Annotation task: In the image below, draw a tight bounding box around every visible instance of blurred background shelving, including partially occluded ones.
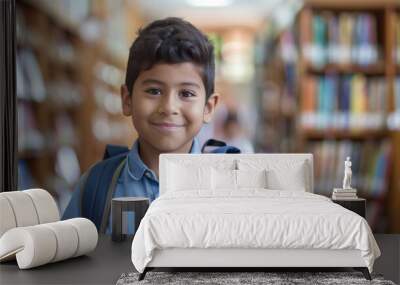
[255,0,400,233]
[295,0,400,233]
[16,0,140,212]
[16,0,400,233]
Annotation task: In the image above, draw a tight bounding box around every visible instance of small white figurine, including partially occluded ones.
[342,156,352,189]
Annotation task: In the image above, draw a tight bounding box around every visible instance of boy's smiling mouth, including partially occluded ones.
[150,121,185,132]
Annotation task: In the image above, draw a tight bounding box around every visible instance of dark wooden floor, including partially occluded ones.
[373,234,400,284]
[0,234,398,284]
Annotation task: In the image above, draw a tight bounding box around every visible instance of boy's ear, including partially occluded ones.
[121,84,132,116]
[203,92,220,123]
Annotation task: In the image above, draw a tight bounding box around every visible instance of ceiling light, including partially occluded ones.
[186,0,233,7]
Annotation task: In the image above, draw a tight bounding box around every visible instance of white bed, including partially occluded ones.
[131,154,380,280]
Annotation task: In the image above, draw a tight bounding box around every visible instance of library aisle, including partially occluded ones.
[16,0,400,233]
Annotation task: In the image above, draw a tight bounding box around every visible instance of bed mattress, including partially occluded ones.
[131,190,380,273]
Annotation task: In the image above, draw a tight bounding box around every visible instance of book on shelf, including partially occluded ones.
[396,14,400,65]
[388,76,400,130]
[17,49,46,102]
[305,11,379,67]
[370,142,391,197]
[301,74,386,130]
[18,101,46,152]
[396,77,400,112]
[337,13,353,65]
[309,14,326,67]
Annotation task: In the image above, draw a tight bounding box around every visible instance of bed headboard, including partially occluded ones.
[159,154,314,195]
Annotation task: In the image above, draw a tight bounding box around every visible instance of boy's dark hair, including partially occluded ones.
[125,17,215,100]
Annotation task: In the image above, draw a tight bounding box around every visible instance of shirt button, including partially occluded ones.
[145,172,151,178]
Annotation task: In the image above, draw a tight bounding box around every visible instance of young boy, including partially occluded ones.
[63,17,219,233]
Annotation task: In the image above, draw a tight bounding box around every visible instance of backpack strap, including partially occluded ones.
[81,152,128,231]
[99,157,127,233]
[201,138,241,154]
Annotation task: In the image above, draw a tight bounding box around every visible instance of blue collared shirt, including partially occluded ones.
[63,138,201,234]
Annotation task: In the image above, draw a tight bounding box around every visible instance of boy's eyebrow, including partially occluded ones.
[142,79,165,86]
[180,82,201,89]
[141,78,201,89]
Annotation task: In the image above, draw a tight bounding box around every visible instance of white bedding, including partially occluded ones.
[131,190,380,273]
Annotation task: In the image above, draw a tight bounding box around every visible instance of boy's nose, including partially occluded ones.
[157,92,179,115]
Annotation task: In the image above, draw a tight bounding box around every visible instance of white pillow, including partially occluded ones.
[167,162,212,191]
[266,167,306,191]
[238,159,308,191]
[212,168,237,190]
[236,169,267,189]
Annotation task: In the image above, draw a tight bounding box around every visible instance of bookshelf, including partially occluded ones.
[298,0,400,233]
[16,0,141,212]
[254,27,298,153]
[389,7,400,234]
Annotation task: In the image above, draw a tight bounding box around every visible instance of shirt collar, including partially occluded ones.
[127,137,201,180]
[189,137,201,154]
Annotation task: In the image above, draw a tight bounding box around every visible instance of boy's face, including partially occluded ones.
[121,62,219,153]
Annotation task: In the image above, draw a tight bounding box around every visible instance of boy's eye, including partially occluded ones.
[180,90,196,98]
[145,88,161,96]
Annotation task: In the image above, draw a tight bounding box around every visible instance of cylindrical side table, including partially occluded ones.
[111,197,149,242]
